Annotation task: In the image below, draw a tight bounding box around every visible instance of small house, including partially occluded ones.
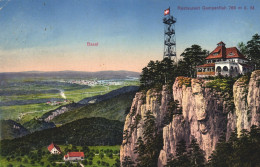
[47,143,62,154]
[64,152,84,161]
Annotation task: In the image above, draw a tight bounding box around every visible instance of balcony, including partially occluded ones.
[197,72,215,75]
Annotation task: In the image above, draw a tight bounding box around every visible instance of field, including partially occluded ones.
[0,78,139,124]
[0,145,120,167]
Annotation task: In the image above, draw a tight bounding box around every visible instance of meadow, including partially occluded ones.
[0,145,120,167]
[0,78,139,124]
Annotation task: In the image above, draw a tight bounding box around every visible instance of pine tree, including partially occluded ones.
[122,156,135,167]
[246,33,260,69]
[166,139,191,167]
[180,45,208,78]
[134,137,145,165]
[188,138,205,167]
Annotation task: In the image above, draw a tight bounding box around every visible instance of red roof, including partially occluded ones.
[67,152,84,157]
[197,63,215,67]
[47,143,62,153]
[206,42,247,60]
[225,47,247,59]
[217,41,226,45]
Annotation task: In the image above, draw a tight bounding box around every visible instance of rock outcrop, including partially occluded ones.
[120,70,260,166]
[0,120,29,140]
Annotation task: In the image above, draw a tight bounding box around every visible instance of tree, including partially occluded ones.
[207,126,260,167]
[140,58,176,91]
[246,33,260,69]
[122,156,135,167]
[112,158,120,167]
[133,111,163,167]
[180,45,208,78]
[166,139,191,167]
[188,139,205,167]
[99,152,104,160]
[134,137,145,165]
[237,42,248,55]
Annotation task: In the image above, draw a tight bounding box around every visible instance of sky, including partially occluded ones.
[0,0,259,72]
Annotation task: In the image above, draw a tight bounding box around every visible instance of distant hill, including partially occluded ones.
[0,70,140,80]
[0,117,124,156]
[41,86,139,125]
[0,120,29,140]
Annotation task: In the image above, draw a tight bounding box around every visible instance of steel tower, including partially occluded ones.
[163,8,177,61]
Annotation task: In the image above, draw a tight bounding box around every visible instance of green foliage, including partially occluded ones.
[134,111,163,167]
[99,152,104,160]
[122,156,135,167]
[247,34,260,69]
[0,117,123,156]
[180,45,208,78]
[166,139,205,167]
[205,76,237,112]
[52,91,136,124]
[140,44,207,92]
[208,126,260,167]
[163,100,182,125]
[140,58,175,91]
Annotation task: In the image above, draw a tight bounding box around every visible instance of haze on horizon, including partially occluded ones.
[0,0,259,73]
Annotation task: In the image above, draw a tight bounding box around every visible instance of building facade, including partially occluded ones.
[47,143,62,154]
[197,41,251,78]
[64,152,84,161]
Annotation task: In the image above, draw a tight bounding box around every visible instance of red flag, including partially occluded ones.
[164,8,170,15]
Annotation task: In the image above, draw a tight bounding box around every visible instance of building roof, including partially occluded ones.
[66,152,84,157]
[47,143,62,153]
[206,42,247,60]
[197,63,215,68]
[217,41,226,45]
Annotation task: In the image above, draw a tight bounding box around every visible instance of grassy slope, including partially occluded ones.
[1,117,124,156]
[52,91,136,124]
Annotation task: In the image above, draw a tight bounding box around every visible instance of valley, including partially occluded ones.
[0,71,139,167]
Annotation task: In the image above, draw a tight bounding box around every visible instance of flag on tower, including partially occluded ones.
[164,8,170,15]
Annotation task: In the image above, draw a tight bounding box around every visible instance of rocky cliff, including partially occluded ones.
[120,70,260,166]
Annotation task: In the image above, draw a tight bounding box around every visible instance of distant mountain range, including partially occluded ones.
[0,70,140,80]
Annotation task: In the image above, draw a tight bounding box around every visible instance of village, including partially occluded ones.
[61,80,123,87]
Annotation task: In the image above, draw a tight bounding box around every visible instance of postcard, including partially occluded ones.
[0,0,259,167]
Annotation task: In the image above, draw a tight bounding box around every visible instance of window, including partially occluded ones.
[213,52,219,56]
[229,52,234,56]
[216,66,221,72]
[223,66,228,71]
[235,67,238,72]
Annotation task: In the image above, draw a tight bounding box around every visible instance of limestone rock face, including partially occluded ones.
[159,77,228,166]
[120,86,172,164]
[120,70,260,167]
